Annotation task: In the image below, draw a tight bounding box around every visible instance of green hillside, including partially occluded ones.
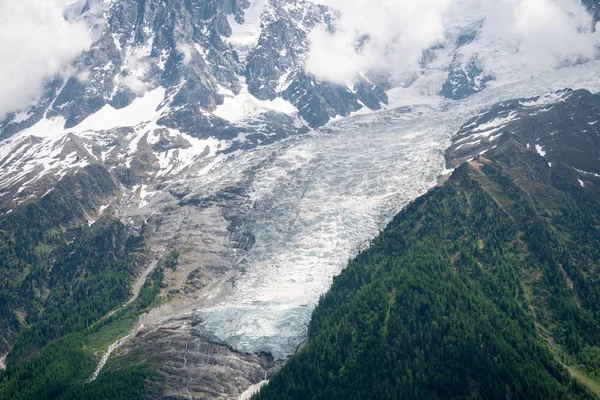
[0,165,163,399]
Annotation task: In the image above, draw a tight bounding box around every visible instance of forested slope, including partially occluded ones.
[0,165,166,399]
[256,136,600,399]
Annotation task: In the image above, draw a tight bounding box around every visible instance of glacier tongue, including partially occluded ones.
[192,105,458,359]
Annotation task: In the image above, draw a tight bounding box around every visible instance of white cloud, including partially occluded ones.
[481,0,597,74]
[307,0,449,86]
[0,0,91,120]
[306,0,599,86]
[121,45,153,95]
[177,42,194,66]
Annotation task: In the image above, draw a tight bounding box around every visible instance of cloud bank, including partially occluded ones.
[0,0,91,120]
[307,0,599,86]
[307,0,450,85]
[481,0,597,73]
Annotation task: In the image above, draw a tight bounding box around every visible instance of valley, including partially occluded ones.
[1,0,600,398]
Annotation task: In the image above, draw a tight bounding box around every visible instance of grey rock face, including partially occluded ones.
[242,0,387,127]
[282,73,361,128]
[354,79,389,111]
[244,0,334,101]
[280,73,389,128]
[441,55,493,100]
[437,20,493,101]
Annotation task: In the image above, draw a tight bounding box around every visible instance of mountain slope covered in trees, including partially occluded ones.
[0,164,169,399]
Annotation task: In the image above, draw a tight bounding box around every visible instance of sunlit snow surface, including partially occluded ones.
[191,60,600,359]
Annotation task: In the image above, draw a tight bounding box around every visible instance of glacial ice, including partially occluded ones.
[191,107,463,358]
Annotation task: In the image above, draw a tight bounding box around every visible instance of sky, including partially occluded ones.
[0,0,91,120]
[307,0,599,86]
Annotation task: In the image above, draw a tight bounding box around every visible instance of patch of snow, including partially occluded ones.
[13,110,32,124]
[76,88,166,132]
[154,128,223,178]
[217,85,235,96]
[574,168,600,178]
[214,85,297,122]
[226,0,267,61]
[519,91,570,108]
[139,184,153,199]
[454,112,518,147]
[471,112,518,133]
[177,42,194,65]
[156,49,169,70]
[16,117,67,139]
[455,139,481,150]
[488,132,504,141]
[535,144,546,157]
[578,179,585,187]
[276,71,292,92]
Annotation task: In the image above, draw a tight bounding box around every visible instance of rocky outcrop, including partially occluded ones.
[441,55,493,100]
[1,0,245,139]
[244,0,333,101]
[120,318,275,400]
[446,88,600,198]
